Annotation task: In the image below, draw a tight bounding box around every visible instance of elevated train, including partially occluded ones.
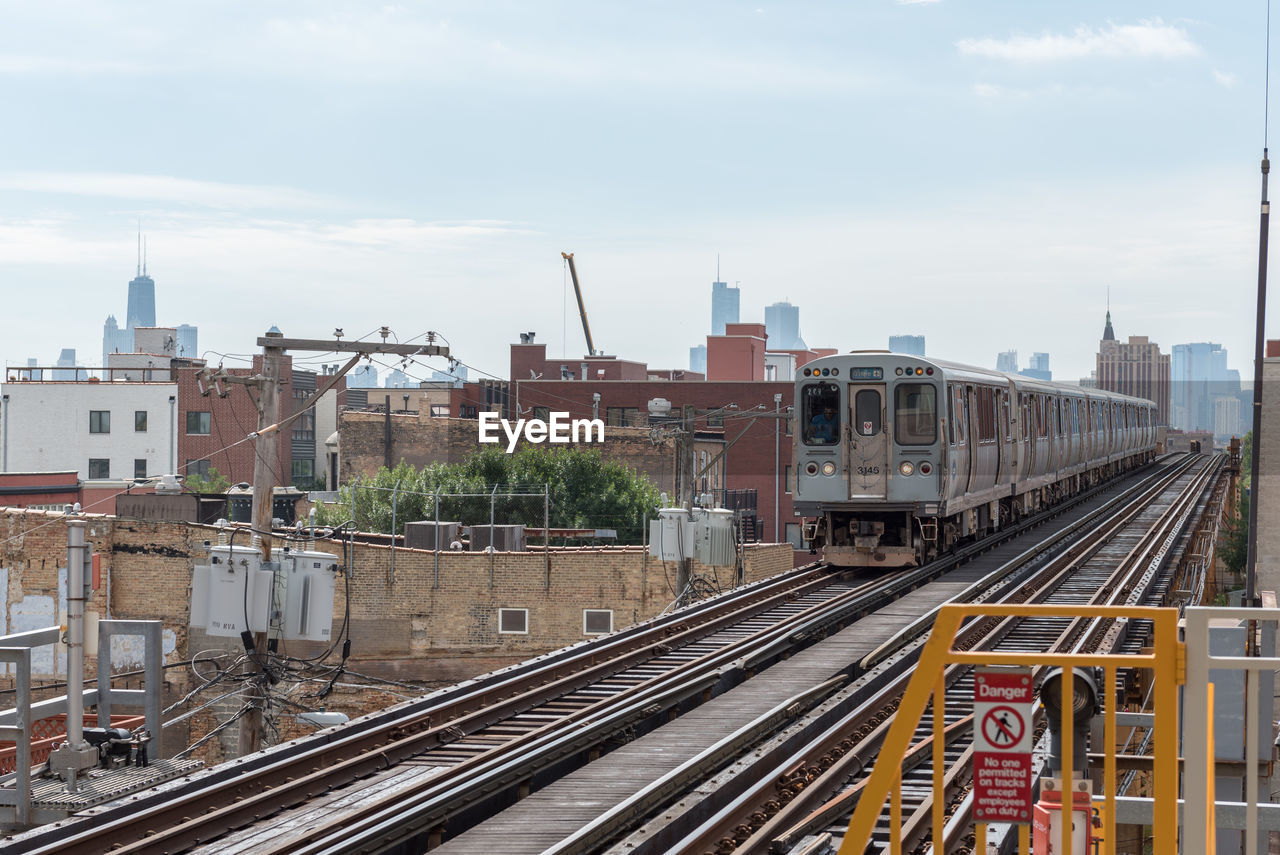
[794,352,1159,567]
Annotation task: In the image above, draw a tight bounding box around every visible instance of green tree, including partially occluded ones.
[1221,488,1248,580]
[316,447,661,544]
[184,466,232,494]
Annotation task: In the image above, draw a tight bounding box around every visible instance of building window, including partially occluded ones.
[785,411,794,436]
[533,406,551,421]
[292,459,314,484]
[88,459,110,479]
[460,405,478,419]
[785,523,804,550]
[430,404,449,417]
[784,465,792,493]
[134,459,147,479]
[583,609,613,635]
[186,411,211,435]
[707,413,725,427]
[134,410,148,432]
[498,608,528,635]
[291,410,315,444]
[606,407,640,428]
[89,411,110,434]
[186,459,211,478]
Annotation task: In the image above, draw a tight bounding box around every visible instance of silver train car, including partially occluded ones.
[794,352,1158,567]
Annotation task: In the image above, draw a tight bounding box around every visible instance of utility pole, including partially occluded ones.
[677,405,696,599]
[225,327,449,756]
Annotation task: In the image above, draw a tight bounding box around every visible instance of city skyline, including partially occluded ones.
[0,3,1270,385]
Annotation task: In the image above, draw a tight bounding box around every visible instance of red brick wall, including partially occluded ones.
[175,359,293,486]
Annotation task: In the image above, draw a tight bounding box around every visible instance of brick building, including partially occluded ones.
[1096,312,1171,425]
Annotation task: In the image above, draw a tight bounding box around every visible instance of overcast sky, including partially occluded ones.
[0,2,1271,385]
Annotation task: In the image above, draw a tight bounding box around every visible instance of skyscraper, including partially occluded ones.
[127,240,156,330]
[1097,313,1170,425]
[888,335,925,356]
[689,345,707,374]
[1020,352,1051,381]
[102,315,132,366]
[764,301,807,350]
[711,280,740,336]
[1172,342,1238,433]
[996,351,1019,373]
[176,324,199,359]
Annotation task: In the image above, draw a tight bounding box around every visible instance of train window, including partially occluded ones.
[953,387,967,443]
[1001,393,1010,439]
[947,392,955,444]
[802,383,841,446]
[974,387,995,443]
[895,384,936,445]
[855,389,882,436]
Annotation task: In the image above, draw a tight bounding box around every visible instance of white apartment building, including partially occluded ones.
[1,380,179,481]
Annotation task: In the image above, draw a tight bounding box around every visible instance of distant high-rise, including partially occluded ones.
[764,301,807,350]
[1097,313,1170,425]
[127,237,156,330]
[175,324,199,359]
[102,315,132,366]
[996,350,1019,373]
[347,364,379,388]
[1172,342,1238,433]
[53,348,85,381]
[888,335,925,357]
[1020,352,1051,381]
[711,279,740,336]
[689,345,707,374]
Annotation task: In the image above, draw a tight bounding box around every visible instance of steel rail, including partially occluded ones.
[622,456,1210,855]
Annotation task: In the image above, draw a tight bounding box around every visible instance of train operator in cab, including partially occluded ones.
[809,405,839,444]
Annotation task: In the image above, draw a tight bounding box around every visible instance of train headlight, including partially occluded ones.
[899,461,914,476]
[820,462,837,476]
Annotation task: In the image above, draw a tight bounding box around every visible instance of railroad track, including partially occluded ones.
[590,453,1219,855]
[4,455,1211,855]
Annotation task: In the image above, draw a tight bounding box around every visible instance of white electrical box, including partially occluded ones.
[695,508,737,567]
[280,550,339,642]
[649,508,693,561]
[190,545,272,637]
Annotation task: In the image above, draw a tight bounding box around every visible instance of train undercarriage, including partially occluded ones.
[807,455,1153,568]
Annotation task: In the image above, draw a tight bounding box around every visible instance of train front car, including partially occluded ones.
[794,353,943,567]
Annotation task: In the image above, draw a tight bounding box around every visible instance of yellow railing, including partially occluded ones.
[838,604,1184,855]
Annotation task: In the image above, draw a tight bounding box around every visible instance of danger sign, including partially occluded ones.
[973,667,1034,823]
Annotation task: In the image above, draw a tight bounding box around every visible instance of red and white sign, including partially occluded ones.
[972,666,1034,824]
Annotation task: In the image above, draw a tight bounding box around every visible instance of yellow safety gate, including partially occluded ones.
[838,604,1184,855]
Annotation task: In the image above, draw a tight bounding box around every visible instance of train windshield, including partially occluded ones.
[802,382,841,445]
[894,383,937,445]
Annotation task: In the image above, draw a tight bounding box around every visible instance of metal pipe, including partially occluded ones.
[774,393,782,542]
[433,488,440,589]
[168,394,176,475]
[66,518,88,749]
[2,393,9,472]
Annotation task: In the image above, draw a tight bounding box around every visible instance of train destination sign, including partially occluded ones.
[972,666,1034,824]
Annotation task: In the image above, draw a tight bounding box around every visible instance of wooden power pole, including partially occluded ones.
[235,328,449,755]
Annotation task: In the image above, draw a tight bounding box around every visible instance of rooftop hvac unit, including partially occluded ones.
[468,524,527,552]
[403,521,461,550]
[649,508,693,561]
[695,508,737,567]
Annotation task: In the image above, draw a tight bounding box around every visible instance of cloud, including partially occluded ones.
[897,0,942,5]
[0,172,336,210]
[956,20,1201,62]
[1213,69,1237,87]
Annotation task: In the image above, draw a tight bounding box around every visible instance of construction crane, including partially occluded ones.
[561,251,597,357]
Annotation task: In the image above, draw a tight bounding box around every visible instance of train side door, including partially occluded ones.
[997,387,1013,484]
[1021,394,1034,477]
[848,385,888,499]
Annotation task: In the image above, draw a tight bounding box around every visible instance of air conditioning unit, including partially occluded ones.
[468,525,527,552]
[404,521,461,550]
